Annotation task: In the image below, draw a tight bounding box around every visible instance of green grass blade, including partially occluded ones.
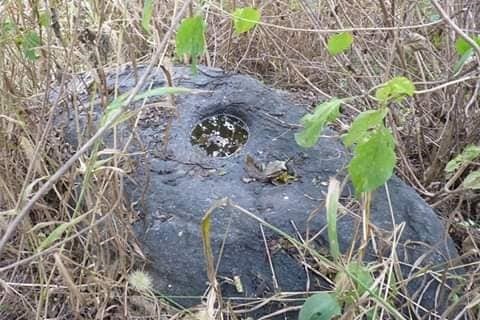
[141,0,154,33]
[326,178,340,260]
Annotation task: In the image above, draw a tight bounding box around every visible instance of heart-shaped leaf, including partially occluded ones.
[327,32,353,56]
[233,7,261,34]
[176,16,206,72]
[298,293,342,320]
[348,127,396,194]
[445,145,480,173]
[343,108,388,147]
[375,77,415,104]
[463,171,480,190]
[295,98,342,148]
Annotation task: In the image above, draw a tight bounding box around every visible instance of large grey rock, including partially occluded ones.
[59,65,460,318]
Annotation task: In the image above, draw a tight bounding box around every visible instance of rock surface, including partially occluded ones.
[59,65,460,317]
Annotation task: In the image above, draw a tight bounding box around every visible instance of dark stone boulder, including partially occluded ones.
[58,65,460,318]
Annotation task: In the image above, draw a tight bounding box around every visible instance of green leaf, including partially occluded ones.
[133,86,191,102]
[455,37,480,55]
[22,31,41,61]
[37,212,89,252]
[343,108,388,147]
[289,0,301,11]
[102,87,191,126]
[295,98,342,148]
[233,7,261,34]
[453,48,474,74]
[141,0,154,33]
[453,37,480,74]
[200,198,229,285]
[299,293,342,320]
[375,76,415,104]
[349,127,396,194]
[445,145,480,173]
[327,32,353,56]
[1,20,16,34]
[39,11,51,27]
[346,262,374,296]
[108,110,137,127]
[175,16,206,72]
[37,222,70,252]
[463,171,480,190]
[431,31,443,49]
[335,262,375,305]
[455,38,471,55]
[326,178,340,260]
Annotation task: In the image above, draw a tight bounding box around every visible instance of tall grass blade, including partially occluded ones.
[326,177,340,260]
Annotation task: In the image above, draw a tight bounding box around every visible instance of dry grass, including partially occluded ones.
[0,0,480,319]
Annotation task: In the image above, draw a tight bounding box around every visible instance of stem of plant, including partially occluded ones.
[359,191,372,260]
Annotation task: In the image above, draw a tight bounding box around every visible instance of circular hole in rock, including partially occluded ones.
[190,114,249,158]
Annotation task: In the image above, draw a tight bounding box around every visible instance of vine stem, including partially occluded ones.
[0,0,192,257]
[209,2,443,33]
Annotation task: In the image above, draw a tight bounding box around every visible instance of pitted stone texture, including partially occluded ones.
[60,65,460,317]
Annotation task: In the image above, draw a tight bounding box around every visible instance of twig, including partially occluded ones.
[290,220,310,291]
[415,75,480,94]
[0,0,192,257]
[430,0,480,61]
[0,213,111,273]
[260,224,279,291]
[209,3,444,33]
